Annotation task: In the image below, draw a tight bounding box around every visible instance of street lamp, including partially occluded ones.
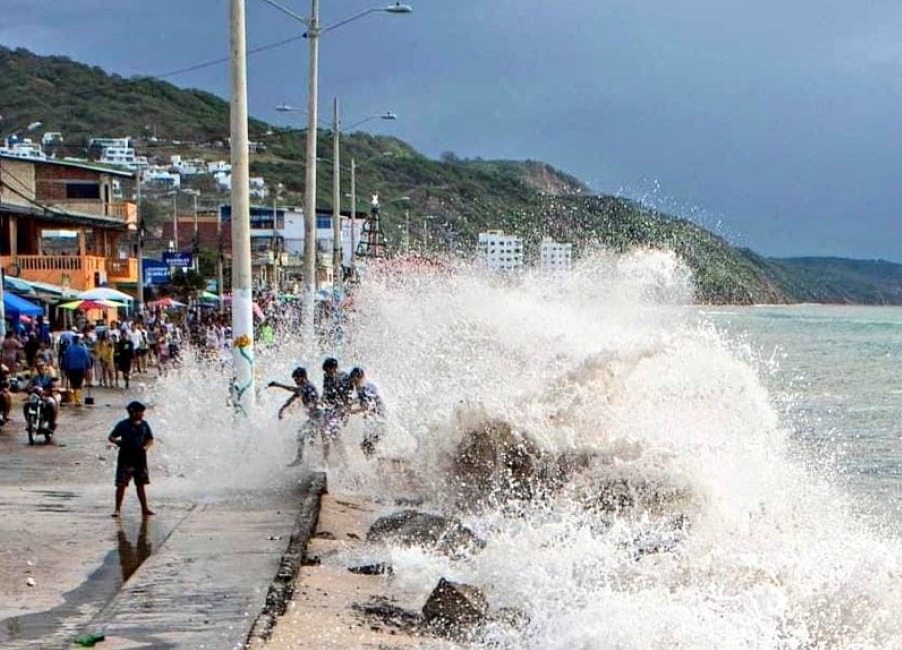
[274,106,398,286]
[259,0,412,344]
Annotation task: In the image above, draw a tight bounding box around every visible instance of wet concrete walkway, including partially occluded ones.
[78,475,323,649]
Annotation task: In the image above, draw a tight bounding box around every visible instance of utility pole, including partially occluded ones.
[230,0,255,410]
[349,157,357,271]
[192,192,199,272]
[171,193,179,251]
[217,206,225,315]
[135,173,145,316]
[0,269,6,338]
[332,96,342,290]
[302,0,320,345]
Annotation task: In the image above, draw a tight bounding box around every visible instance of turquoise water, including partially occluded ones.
[708,305,902,524]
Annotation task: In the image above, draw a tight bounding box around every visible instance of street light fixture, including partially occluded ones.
[274,105,397,281]
[258,0,412,344]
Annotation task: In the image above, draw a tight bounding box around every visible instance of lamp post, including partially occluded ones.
[331,97,341,290]
[259,0,412,345]
[274,104,398,288]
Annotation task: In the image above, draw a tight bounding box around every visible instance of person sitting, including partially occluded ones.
[25,361,60,432]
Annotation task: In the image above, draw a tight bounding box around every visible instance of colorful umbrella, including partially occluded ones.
[58,299,125,310]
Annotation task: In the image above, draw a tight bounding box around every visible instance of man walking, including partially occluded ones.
[62,334,91,406]
[108,401,155,518]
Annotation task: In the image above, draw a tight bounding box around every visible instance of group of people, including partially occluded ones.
[268,357,385,464]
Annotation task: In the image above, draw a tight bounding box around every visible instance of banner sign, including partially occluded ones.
[143,266,170,285]
[162,252,193,268]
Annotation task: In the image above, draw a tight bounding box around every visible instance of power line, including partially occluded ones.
[154,34,305,80]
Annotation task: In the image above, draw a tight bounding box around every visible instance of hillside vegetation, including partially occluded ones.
[3,45,902,304]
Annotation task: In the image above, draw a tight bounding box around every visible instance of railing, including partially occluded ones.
[10,255,135,279]
[40,200,137,223]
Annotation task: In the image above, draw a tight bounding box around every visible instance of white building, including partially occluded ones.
[478,230,524,271]
[0,138,46,160]
[89,137,130,149]
[41,132,63,146]
[169,155,207,177]
[540,237,572,272]
[99,146,147,170]
[143,167,181,189]
[250,177,267,200]
[207,160,231,174]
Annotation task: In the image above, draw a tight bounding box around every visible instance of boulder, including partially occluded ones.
[367,510,485,558]
[452,419,544,509]
[422,578,488,640]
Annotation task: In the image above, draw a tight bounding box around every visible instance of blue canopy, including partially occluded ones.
[3,292,43,317]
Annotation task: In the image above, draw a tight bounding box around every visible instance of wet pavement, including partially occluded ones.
[0,383,316,649]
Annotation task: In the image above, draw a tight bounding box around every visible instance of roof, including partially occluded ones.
[0,153,135,178]
[20,279,80,299]
[0,201,129,230]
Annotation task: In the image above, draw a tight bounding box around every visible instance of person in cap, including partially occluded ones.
[108,401,155,518]
[268,367,321,466]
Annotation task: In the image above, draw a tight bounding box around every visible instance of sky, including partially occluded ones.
[2,0,902,260]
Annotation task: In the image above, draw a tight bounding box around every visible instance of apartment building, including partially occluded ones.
[477,230,524,271]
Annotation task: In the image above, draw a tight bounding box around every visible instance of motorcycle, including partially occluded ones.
[25,388,54,445]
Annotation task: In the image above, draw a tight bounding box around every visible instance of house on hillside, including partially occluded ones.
[0,154,139,292]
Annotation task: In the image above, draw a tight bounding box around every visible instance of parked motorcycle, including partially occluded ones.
[25,388,54,445]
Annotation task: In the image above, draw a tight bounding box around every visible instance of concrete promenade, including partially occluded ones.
[0,382,324,649]
[0,381,442,649]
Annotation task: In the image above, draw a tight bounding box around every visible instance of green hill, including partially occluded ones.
[3,45,901,305]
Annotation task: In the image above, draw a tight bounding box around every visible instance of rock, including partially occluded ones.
[352,597,421,632]
[452,419,544,510]
[367,510,485,558]
[422,578,488,640]
[348,563,393,575]
[25,577,36,587]
[578,476,691,515]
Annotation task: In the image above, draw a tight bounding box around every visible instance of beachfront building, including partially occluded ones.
[477,230,524,272]
[0,154,139,292]
[540,237,572,272]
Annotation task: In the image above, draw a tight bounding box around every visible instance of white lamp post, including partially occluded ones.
[259,0,412,345]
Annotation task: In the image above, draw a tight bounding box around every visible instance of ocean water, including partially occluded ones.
[151,248,902,649]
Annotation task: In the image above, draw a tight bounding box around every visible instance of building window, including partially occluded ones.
[66,182,101,200]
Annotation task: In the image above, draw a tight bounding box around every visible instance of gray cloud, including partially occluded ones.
[5,0,902,259]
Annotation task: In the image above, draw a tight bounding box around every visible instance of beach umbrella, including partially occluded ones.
[78,287,134,303]
[199,290,221,303]
[150,297,186,309]
[58,299,125,310]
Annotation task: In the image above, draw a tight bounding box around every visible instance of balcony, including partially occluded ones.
[42,200,137,225]
[1,254,138,291]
